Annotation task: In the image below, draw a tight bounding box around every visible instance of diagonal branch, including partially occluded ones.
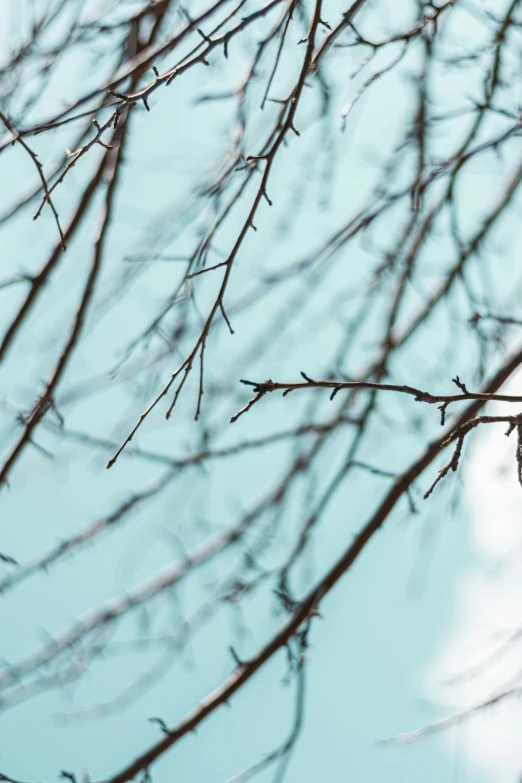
[100,341,522,783]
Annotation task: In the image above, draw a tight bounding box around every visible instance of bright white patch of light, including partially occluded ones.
[429,372,522,782]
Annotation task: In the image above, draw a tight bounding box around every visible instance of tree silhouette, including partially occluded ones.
[1,0,522,780]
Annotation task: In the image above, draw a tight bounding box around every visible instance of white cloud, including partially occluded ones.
[429,373,522,782]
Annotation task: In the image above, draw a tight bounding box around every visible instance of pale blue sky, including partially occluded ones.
[1,1,516,781]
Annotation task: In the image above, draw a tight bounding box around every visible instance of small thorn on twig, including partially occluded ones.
[229,646,247,667]
[0,551,18,566]
[406,489,417,515]
[148,717,172,735]
[108,89,130,102]
[452,375,468,394]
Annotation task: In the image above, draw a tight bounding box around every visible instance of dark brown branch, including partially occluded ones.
[232,374,522,421]
[101,342,522,783]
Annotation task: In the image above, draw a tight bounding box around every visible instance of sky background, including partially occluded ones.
[0,1,521,782]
